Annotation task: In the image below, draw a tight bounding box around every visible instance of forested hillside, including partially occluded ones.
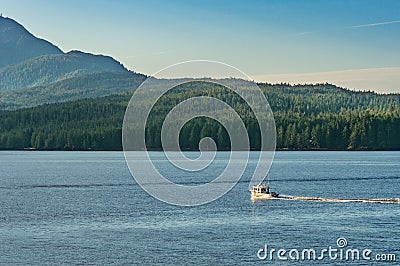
[0,51,130,91]
[0,71,146,110]
[0,82,399,151]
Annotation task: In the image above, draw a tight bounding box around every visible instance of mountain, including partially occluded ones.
[0,15,62,69]
[0,17,399,151]
[0,16,144,109]
[0,50,130,90]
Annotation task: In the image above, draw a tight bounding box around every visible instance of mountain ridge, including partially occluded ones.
[0,16,144,108]
[0,15,63,68]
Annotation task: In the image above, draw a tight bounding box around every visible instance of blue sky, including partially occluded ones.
[1,0,400,92]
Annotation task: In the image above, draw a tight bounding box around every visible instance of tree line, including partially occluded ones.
[0,82,399,150]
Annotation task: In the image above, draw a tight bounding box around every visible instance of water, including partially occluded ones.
[0,151,399,265]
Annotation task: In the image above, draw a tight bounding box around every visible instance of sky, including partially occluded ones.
[1,0,400,92]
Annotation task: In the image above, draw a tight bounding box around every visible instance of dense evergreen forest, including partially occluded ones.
[0,82,399,151]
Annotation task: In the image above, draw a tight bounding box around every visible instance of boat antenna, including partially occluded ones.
[266,173,271,194]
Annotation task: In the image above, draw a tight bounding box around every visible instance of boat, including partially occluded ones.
[250,175,279,201]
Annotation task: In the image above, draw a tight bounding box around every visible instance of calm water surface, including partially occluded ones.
[0,151,399,265]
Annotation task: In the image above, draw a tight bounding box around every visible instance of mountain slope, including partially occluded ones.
[0,16,62,68]
[0,16,142,107]
[0,71,146,110]
[0,50,130,90]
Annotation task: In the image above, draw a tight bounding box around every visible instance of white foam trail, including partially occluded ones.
[272,195,400,204]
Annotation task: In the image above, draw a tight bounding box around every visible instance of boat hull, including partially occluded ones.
[251,193,274,201]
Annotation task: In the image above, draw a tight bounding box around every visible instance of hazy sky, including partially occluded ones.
[1,0,400,92]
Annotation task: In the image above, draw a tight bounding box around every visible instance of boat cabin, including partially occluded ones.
[251,184,270,194]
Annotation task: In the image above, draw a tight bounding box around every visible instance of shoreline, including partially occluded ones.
[1,149,400,152]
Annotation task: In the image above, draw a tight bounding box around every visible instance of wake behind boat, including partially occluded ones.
[250,185,400,204]
[249,175,399,204]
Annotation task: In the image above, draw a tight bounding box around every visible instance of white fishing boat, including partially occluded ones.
[250,175,279,201]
